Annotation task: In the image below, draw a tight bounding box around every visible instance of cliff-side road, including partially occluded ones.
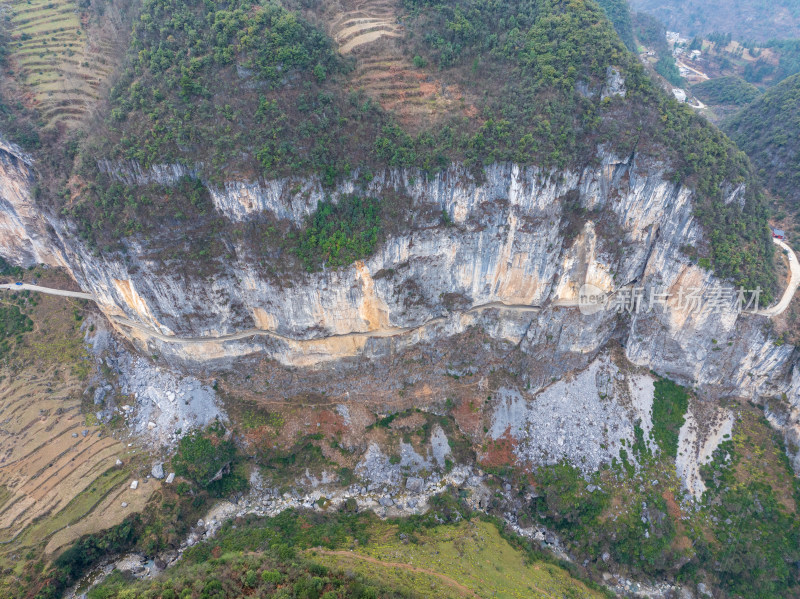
[109,301,543,345]
[0,283,93,300]
[2,237,797,345]
[757,238,800,317]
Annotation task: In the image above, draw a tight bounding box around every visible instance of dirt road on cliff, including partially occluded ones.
[2,237,797,344]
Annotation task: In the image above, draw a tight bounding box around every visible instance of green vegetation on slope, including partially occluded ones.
[632,11,684,86]
[759,40,800,86]
[632,11,668,53]
[532,458,682,577]
[79,0,648,189]
[171,422,249,496]
[655,55,685,87]
[293,196,381,272]
[528,385,689,576]
[104,0,341,171]
[698,411,800,598]
[0,256,24,278]
[724,73,800,238]
[651,378,689,458]
[91,556,415,599]
[0,291,36,358]
[51,0,772,294]
[0,304,33,355]
[44,518,140,599]
[596,0,636,51]
[628,0,800,43]
[0,300,33,336]
[692,76,761,106]
[16,485,211,599]
[69,0,392,244]
[739,40,800,88]
[87,497,608,599]
[399,0,639,168]
[531,396,800,597]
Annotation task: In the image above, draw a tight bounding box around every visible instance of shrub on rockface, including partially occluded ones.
[293,195,381,271]
[171,422,247,495]
[651,378,689,458]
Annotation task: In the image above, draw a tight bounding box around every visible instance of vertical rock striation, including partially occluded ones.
[4,137,800,474]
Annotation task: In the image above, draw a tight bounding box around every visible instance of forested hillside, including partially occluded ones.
[597,0,636,51]
[47,0,775,297]
[693,76,761,106]
[725,73,800,235]
[629,0,800,42]
[632,11,685,86]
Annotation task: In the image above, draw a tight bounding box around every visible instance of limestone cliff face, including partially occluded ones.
[3,136,800,473]
[85,154,772,380]
[0,138,65,268]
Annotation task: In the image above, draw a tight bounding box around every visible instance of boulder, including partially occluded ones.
[405,476,424,492]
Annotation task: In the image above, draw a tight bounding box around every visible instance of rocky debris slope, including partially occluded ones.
[3,134,800,472]
[491,356,657,472]
[84,315,226,447]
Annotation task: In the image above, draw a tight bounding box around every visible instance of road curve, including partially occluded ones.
[758,237,800,317]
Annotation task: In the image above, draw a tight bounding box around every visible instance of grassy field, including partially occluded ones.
[87,508,608,599]
[318,519,605,599]
[4,0,117,129]
[0,270,155,582]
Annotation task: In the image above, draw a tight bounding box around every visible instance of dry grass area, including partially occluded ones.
[3,0,123,130]
[730,405,797,513]
[44,474,156,554]
[313,519,607,599]
[0,272,152,574]
[322,0,473,130]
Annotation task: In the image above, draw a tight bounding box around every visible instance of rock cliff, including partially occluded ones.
[3,133,800,476]
[0,138,65,268]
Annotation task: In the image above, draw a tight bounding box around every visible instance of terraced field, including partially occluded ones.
[328,0,470,128]
[3,0,118,129]
[0,277,155,577]
[0,368,139,548]
[330,1,402,54]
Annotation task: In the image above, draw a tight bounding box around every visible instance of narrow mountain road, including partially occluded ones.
[111,300,542,346]
[0,283,93,300]
[758,237,800,317]
[1,237,797,346]
[675,58,709,80]
[0,281,541,345]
